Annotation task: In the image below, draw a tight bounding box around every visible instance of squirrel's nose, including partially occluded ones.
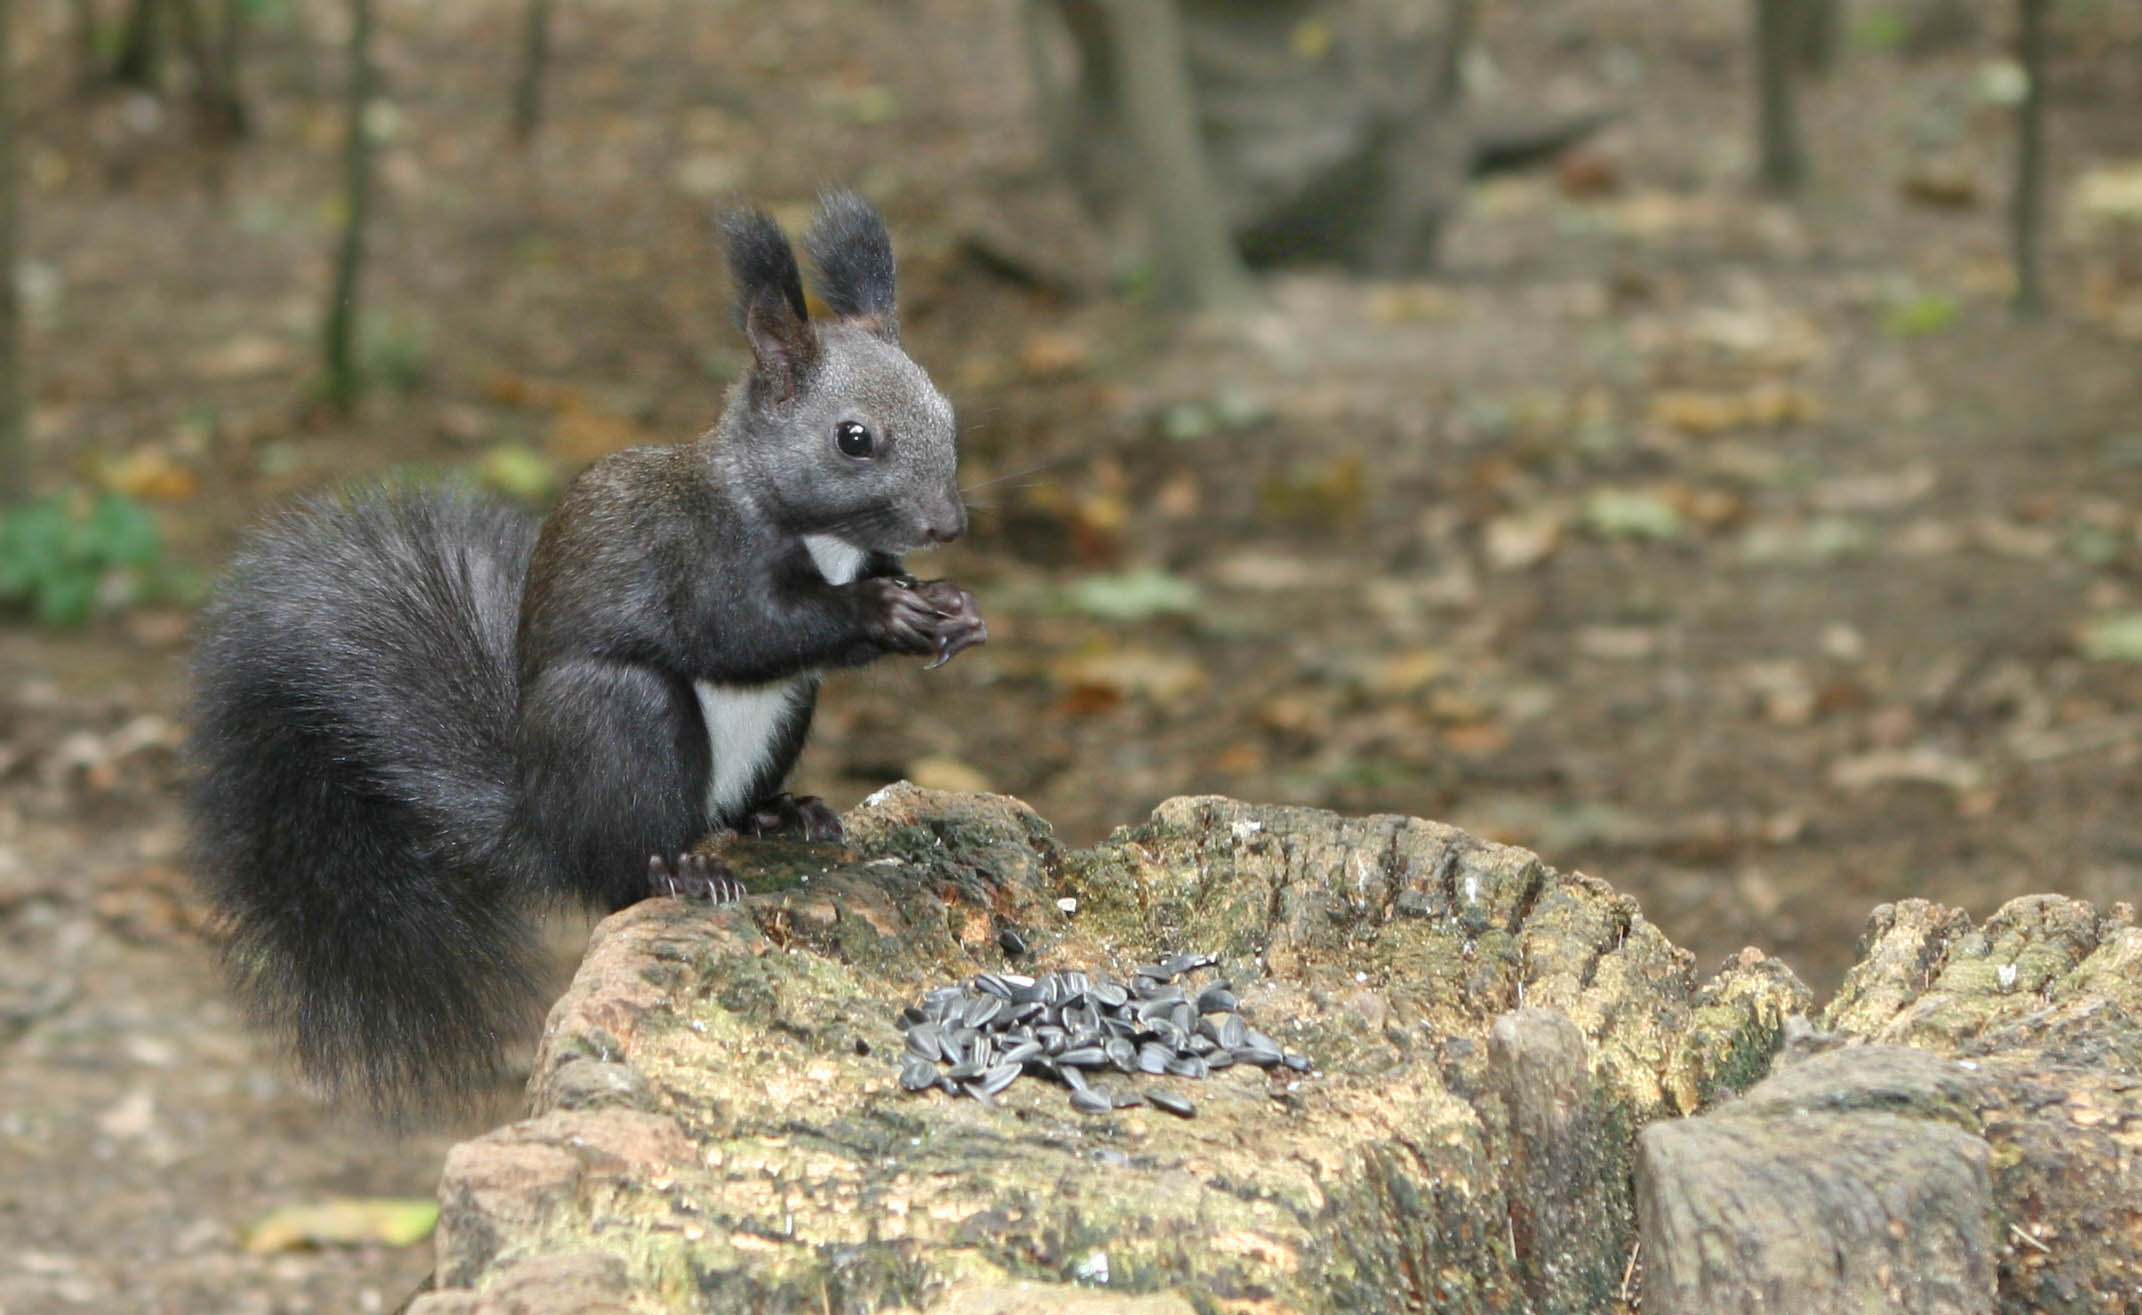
[922,496,966,544]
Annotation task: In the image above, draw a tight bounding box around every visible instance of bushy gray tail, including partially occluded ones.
[185,485,545,1117]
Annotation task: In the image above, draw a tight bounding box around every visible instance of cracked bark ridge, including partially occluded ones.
[1640,894,2141,1314]
[404,793,2134,1314]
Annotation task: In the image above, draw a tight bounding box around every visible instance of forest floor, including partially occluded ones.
[1,0,2140,1310]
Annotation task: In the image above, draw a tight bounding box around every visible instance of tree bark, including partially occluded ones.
[395,793,2142,1313]
[321,0,375,410]
[111,0,161,90]
[2011,0,2050,315]
[1095,0,1252,310]
[510,0,552,144]
[0,0,25,509]
[70,0,102,93]
[1754,0,1805,192]
[169,0,247,141]
[1793,0,1839,75]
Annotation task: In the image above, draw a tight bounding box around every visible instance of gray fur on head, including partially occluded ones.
[712,198,962,556]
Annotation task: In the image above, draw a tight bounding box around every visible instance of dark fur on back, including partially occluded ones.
[185,485,545,1117]
[805,188,898,330]
[719,208,809,326]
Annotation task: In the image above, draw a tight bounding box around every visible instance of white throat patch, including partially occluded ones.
[803,534,866,586]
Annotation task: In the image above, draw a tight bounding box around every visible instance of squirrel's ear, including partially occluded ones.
[742,291,816,404]
[805,188,899,343]
[719,207,817,403]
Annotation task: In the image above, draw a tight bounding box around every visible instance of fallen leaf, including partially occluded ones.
[1900,163,1979,209]
[1650,384,1821,436]
[549,408,641,465]
[1020,331,1091,377]
[1440,722,1511,757]
[477,443,561,502]
[1062,568,1200,621]
[1367,649,1448,697]
[242,1199,439,1253]
[2079,612,2142,663]
[1829,748,1985,794]
[1482,509,1565,571]
[194,334,297,381]
[1051,646,1206,702]
[2072,163,2142,229]
[1586,488,1683,540]
[101,447,197,502]
[1576,626,1659,661]
[1812,464,1936,512]
[1882,292,1959,338]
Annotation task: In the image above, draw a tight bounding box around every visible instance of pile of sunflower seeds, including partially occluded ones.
[895,952,1311,1118]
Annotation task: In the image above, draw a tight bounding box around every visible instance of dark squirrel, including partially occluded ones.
[184,191,985,1117]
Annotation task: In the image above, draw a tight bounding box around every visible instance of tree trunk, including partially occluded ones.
[1356,0,1475,274]
[1754,0,1806,192]
[2011,0,2049,315]
[214,0,248,136]
[0,0,25,508]
[1794,0,1839,74]
[71,0,102,93]
[510,0,552,144]
[169,0,247,141]
[111,0,161,90]
[321,0,375,410]
[1095,0,1251,310]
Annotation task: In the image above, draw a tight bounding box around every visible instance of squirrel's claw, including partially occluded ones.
[648,852,746,904]
[909,579,987,669]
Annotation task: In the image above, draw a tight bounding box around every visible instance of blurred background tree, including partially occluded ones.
[1028,0,1606,277]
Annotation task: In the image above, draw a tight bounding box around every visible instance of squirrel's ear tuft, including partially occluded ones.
[718,208,810,328]
[719,208,816,403]
[805,188,899,342]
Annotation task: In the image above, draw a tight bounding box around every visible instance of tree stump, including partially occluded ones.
[405,792,2139,1313]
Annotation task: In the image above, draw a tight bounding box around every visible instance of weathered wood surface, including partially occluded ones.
[406,791,2139,1314]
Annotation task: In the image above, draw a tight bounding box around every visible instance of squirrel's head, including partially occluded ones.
[716,191,963,555]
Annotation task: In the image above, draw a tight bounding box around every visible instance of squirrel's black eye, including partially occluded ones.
[835,421,874,458]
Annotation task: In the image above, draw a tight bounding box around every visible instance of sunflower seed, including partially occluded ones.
[1070,1087,1114,1114]
[899,1055,939,1090]
[1137,1043,1172,1075]
[980,1061,1023,1095]
[1148,1090,1196,1118]
[997,1039,1044,1067]
[1195,985,1237,1014]
[1165,1054,1210,1080]
[963,994,1005,1029]
[906,1024,943,1062]
[1284,1051,1313,1072]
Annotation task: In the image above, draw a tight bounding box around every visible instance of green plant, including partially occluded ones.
[0,491,166,626]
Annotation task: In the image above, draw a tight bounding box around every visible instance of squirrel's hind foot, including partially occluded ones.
[743,792,844,844]
[648,852,746,903]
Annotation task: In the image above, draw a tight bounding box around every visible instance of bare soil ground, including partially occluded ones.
[1,0,2139,1310]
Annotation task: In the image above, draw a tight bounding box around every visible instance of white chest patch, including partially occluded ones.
[692,677,808,823]
[803,533,866,586]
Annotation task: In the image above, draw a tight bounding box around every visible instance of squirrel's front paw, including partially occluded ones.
[647,853,745,904]
[910,579,988,669]
[743,792,844,844]
[862,577,941,656]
